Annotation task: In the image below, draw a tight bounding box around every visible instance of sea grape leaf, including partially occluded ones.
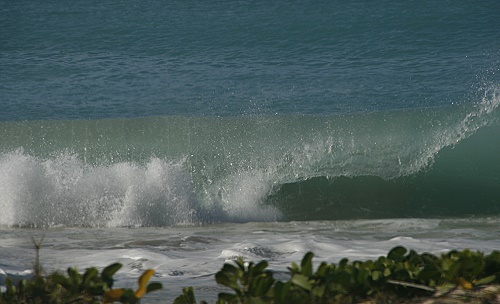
[173,287,196,304]
[383,268,391,277]
[250,275,274,296]
[146,282,163,293]
[82,267,99,287]
[235,258,246,272]
[102,263,122,278]
[273,281,291,304]
[315,262,329,277]
[67,267,81,282]
[474,275,496,286]
[253,260,269,274]
[338,258,349,269]
[221,263,241,276]
[289,261,299,273]
[300,252,314,277]
[291,274,312,291]
[388,246,407,261]
[51,272,70,288]
[215,272,241,291]
[101,263,122,288]
[441,258,453,272]
[417,267,440,283]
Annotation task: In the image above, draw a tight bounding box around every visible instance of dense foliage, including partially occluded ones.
[0,263,161,304]
[1,246,499,303]
[187,247,499,304]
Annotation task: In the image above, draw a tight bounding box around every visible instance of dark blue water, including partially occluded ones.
[1,0,499,120]
[1,0,499,227]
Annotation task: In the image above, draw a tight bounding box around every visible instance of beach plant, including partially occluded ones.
[173,287,204,304]
[214,257,275,303]
[102,268,162,303]
[0,263,161,304]
[210,247,500,304]
[2,246,499,303]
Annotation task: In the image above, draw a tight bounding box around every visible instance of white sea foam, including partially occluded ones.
[0,149,284,228]
[1,218,498,302]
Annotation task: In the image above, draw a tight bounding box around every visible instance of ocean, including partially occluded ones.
[1,0,499,301]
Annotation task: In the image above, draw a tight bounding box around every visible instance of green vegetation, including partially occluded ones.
[0,263,162,303]
[1,238,162,304]
[199,247,500,304]
[0,263,161,304]
[1,246,499,303]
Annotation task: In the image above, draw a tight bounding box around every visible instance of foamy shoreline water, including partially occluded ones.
[1,218,499,302]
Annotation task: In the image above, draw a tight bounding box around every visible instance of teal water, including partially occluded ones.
[0,99,499,227]
[1,0,499,227]
[1,0,499,120]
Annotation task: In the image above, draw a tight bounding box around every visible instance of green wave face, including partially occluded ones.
[0,90,499,227]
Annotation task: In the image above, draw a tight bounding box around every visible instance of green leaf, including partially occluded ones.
[417,266,440,283]
[235,257,246,272]
[474,275,496,286]
[388,246,407,261]
[253,260,269,274]
[356,268,370,286]
[441,258,453,272]
[220,263,241,276]
[273,281,290,304]
[101,262,122,288]
[315,262,329,277]
[215,272,241,291]
[102,263,122,278]
[288,262,299,274]
[250,275,274,296]
[67,267,81,283]
[82,267,99,287]
[173,287,197,304]
[51,272,70,288]
[291,274,312,291]
[146,282,163,293]
[218,292,239,302]
[338,258,349,269]
[300,252,314,277]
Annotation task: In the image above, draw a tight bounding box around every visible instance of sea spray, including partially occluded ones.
[0,152,199,227]
[0,90,499,227]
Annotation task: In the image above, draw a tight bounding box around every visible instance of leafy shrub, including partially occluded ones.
[0,263,161,304]
[1,246,499,303]
[211,247,500,304]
